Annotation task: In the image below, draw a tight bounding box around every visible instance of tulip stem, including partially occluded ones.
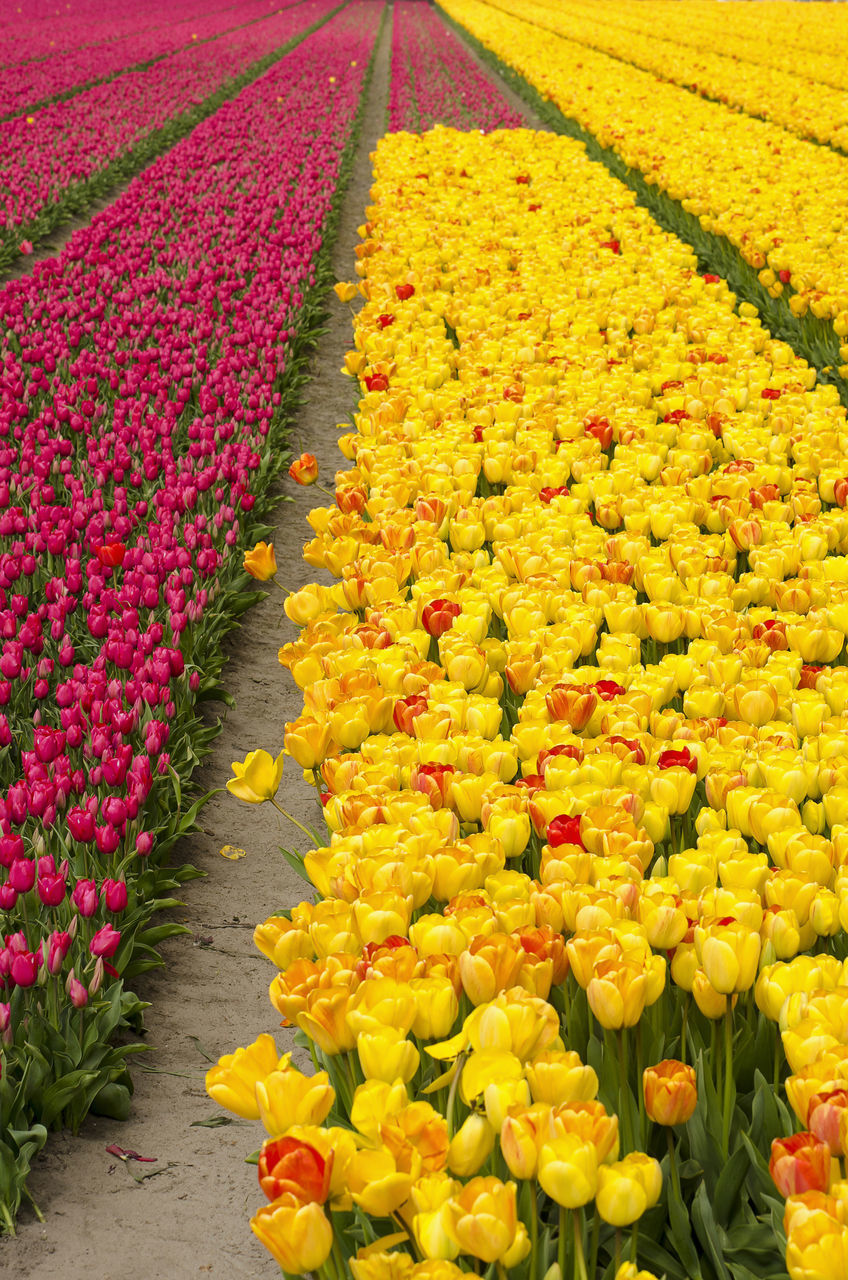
[630,1223,639,1264]
[446,1051,467,1140]
[572,1210,588,1280]
[391,1212,420,1261]
[587,1209,600,1280]
[614,1229,622,1273]
[529,1185,539,1280]
[679,996,689,1066]
[635,1022,646,1147]
[558,1205,567,1280]
[616,1029,633,1153]
[722,1007,734,1158]
[496,1264,509,1280]
[332,1234,347,1280]
[666,1128,682,1208]
[270,798,320,847]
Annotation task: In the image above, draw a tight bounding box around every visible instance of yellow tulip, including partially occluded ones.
[538,1134,598,1207]
[251,1195,334,1274]
[447,1112,496,1176]
[205,1033,283,1119]
[596,1153,663,1226]
[444,1176,518,1262]
[254,1060,335,1136]
[226,748,285,803]
[243,540,277,581]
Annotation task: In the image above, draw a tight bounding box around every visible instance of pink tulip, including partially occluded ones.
[90,925,121,958]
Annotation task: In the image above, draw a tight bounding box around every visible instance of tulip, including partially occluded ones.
[422,598,461,638]
[255,1061,335,1135]
[596,1152,663,1226]
[447,1113,495,1176]
[444,1176,517,1262]
[226,748,285,803]
[538,1134,598,1207]
[770,1133,832,1198]
[289,452,320,486]
[643,1060,697,1126]
[808,1090,848,1158]
[348,1148,415,1217]
[206,1034,284,1120]
[244,541,277,581]
[525,1051,598,1107]
[251,1194,334,1273]
[358,1027,420,1083]
[89,924,121,959]
[257,1136,332,1203]
[696,919,761,995]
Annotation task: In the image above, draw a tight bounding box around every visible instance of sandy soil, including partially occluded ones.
[0,11,542,1277]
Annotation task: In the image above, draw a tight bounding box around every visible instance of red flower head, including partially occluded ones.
[393,694,429,734]
[96,543,126,568]
[595,680,626,702]
[258,1137,332,1204]
[658,746,697,774]
[422,598,461,638]
[546,814,585,849]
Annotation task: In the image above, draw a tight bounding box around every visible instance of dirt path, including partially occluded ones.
[0,13,391,1280]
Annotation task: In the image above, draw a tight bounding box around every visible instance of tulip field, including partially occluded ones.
[6,1,848,1278]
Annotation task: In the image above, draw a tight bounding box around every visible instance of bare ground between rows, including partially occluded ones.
[0,17,544,1278]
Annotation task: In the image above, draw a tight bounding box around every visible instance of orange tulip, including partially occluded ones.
[244,540,277,581]
[643,1060,697,1126]
[257,1136,332,1203]
[770,1132,831,1198]
[545,683,597,730]
[290,452,320,486]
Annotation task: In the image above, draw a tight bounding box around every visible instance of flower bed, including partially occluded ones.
[543,0,848,95]
[0,0,383,1232]
[438,0,848,389]
[210,123,848,1280]
[389,0,521,134]
[0,0,341,270]
[478,0,848,152]
[0,0,287,119]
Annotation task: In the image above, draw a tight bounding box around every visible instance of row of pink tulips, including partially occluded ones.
[0,0,384,1232]
[0,0,338,267]
[0,0,285,119]
[389,0,522,133]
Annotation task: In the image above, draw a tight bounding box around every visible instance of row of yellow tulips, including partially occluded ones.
[208,125,848,1280]
[496,0,848,148]
[546,0,848,92]
[439,0,848,357]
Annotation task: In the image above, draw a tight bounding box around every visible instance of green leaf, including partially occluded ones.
[666,1175,704,1279]
[90,1083,131,1122]
[691,1181,732,1280]
[280,846,313,882]
[713,1144,751,1227]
